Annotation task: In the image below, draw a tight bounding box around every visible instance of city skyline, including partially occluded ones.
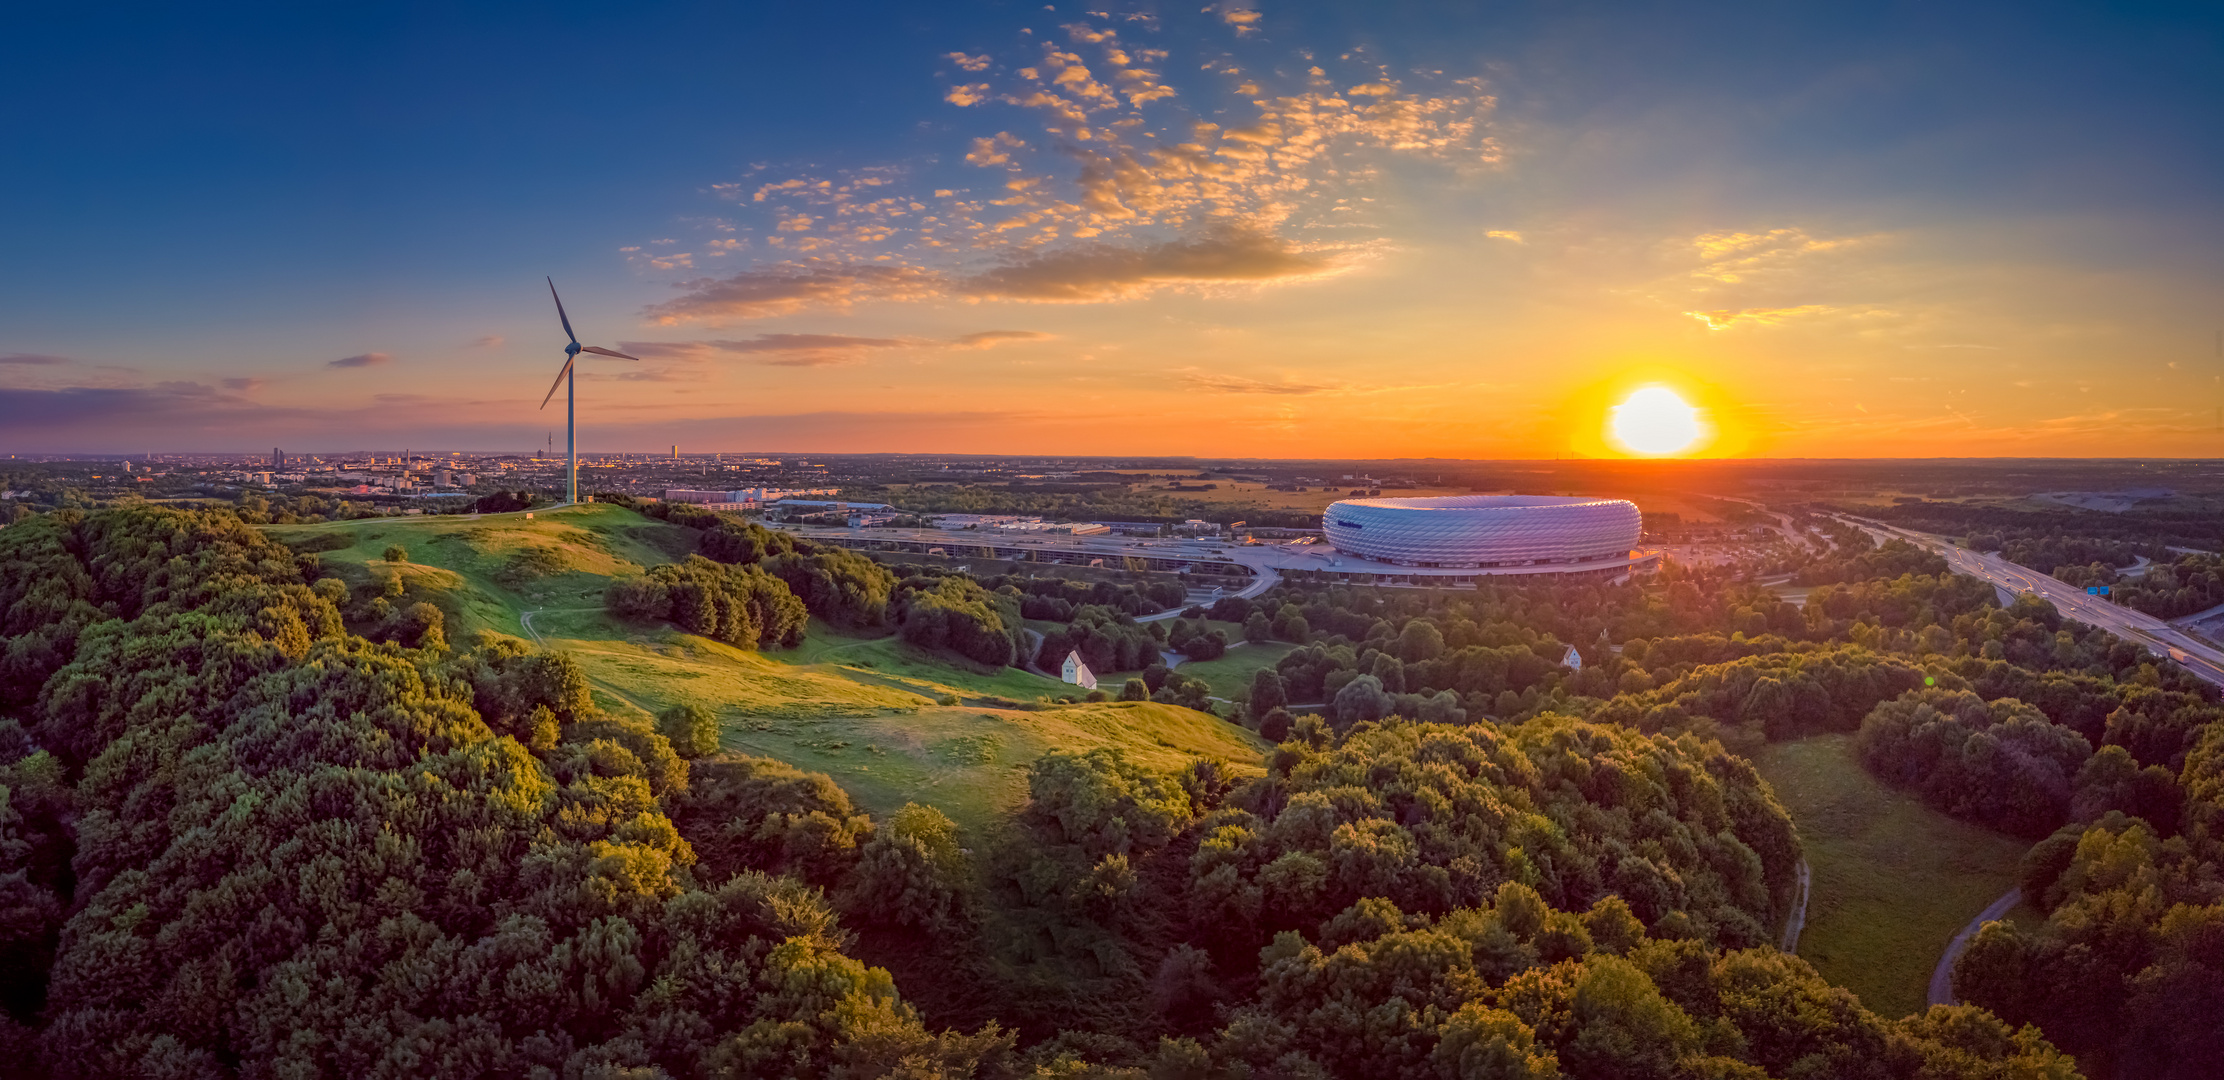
[3,1,2219,458]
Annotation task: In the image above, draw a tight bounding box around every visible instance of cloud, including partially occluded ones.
[1177,371,1337,395]
[1485,231,1525,243]
[709,333,911,353]
[616,341,721,362]
[0,353,71,366]
[467,335,505,349]
[221,377,266,392]
[685,23,1500,287]
[646,263,941,323]
[1210,0,1262,35]
[961,229,1350,302]
[755,354,864,368]
[329,352,392,369]
[0,382,292,434]
[952,330,1054,348]
[1683,306,1837,330]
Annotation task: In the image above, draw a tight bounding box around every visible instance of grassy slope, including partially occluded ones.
[264,504,1264,831]
[1753,734,2033,1019]
[1174,640,1301,699]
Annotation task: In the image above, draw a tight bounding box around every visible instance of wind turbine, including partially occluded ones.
[541,278,641,504]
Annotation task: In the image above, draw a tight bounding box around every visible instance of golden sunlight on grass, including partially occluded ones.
[1609,384,1706,455]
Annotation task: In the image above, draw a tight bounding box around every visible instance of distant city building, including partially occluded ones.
[1061,651,1097,690]
[434,468,453,487]
[272,448,285,468]
[1175,519,1219,535]
[663,489,757,506]
[1095,521,1167,536]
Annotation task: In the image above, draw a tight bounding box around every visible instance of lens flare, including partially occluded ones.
[1609,385,1704,455]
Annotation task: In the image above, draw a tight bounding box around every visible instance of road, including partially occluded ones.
[1929,888,2021,1007]
[1843,517,2224,689]
[1714,495,1821,553]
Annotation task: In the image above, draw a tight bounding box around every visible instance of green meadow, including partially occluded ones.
[1753,733,2035,1018]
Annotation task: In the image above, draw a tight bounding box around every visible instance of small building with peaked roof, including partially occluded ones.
[1061,650,1097,690]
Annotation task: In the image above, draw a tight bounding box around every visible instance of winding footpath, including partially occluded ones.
[1928,888,2021,1007]
[1779,859,1813,953]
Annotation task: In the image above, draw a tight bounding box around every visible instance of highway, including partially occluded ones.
[1842,517,2224,689]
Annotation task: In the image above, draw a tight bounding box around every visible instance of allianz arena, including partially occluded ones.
[1321,495,1643,570]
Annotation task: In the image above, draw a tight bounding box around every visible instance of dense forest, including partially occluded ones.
[3,501,2222,1076]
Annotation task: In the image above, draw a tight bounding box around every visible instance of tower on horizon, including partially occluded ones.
[272,447,284,468]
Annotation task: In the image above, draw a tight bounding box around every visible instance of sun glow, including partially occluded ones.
[1609,385,1705,455]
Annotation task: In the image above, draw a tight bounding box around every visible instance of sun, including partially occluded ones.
[1609,385,1705,456]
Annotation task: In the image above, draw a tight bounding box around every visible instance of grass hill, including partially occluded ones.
[265,504,1265,829]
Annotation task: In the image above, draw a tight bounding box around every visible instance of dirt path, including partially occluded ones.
[1929,887,2021,1006]
[1780,859,1812,952]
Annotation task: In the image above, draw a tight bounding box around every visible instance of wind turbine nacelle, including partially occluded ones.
[565,342,582,358]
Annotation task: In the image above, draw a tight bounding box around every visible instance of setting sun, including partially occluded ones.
[1609,385,1705,455]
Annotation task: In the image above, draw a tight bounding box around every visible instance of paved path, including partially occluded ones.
[1929,888,2021,1007]
[1780,859,1812,953]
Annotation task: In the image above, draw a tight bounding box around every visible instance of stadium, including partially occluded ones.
[1321,495,1644,570]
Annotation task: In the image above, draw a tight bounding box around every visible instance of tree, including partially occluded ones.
[659,702,721,758]
[1244,611,1274,643]
[1331,674,1394,728]
[1249,669,1288,720]
[382,544,407,562]
[1121,678,1149,702]
[839,803,972,934]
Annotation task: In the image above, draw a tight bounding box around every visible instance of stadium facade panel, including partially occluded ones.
[1321,495,1642,568]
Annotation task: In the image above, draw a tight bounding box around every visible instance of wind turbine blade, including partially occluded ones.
[580,345,642,361]
[547,277,579,345]
[539,355,576,410]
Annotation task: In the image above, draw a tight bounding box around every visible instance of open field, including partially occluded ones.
[263,504,1265,831]
[1753,734,2035,1018]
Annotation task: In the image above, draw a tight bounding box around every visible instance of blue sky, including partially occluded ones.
[3,1,2219,456]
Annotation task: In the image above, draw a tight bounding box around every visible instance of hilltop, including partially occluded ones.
[264,503,1264,828]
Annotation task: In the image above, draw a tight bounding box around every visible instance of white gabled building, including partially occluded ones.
[1061,650,1098,691]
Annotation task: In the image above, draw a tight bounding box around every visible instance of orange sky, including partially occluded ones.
[4,4,2219,458]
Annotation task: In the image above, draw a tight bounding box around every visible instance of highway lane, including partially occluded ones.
[1841,517,2224,689]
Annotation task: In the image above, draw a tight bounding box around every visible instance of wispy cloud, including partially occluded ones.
[467,335,505,349]
[959,228,1350,302]
[0,353,71,366]
[710,333,911,353]
[645,229,1351,324]
[952,330,1053,348]
[328,352,392,369]
[646,264,940,323]
[221,377,265,392]
[1177,371,1337,395]
[1683,305,1839,330]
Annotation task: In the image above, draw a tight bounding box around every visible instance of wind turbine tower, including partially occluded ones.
[541,278,641,504]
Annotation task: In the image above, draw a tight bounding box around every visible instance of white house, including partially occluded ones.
[1558,643,1583,671]
[1061,650,1098,690]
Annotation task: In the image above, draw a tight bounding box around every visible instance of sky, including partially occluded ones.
[3,0,2220,459]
